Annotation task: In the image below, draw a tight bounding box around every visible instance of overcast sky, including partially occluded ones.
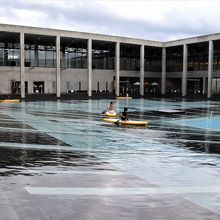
[0,0,219,41]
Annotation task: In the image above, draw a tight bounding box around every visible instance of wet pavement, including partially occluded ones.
[0,99,220,219]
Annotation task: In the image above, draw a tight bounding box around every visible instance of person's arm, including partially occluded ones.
[125,112,128,120]
[121,112,124,120]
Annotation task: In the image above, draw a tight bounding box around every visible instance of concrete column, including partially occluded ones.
[202,77,207,95]
[34,45,38,67]
[161,47,166,95]
[115,42,120,96]
[207,40,213,98]
[182,44,188,97]
[20,32,25,99]
[87,38,92,97]
[103,57,107,69]
[61,46,66,68]
[61,50,66,69]
[56,35,61,98]
[4,43,8,65]
[140,44,144,96]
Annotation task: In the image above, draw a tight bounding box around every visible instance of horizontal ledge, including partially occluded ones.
[25,186,220,195]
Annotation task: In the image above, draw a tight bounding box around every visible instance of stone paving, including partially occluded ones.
[1,164,220,220]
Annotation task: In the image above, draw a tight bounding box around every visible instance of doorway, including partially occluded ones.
[12,81,28,94]
[33,81,44,94]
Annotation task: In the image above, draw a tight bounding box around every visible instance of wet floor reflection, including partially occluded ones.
[1,98,220,178]
[0,147,111,176]
[146,125,220,154]
[0,130,70,146]
[1,99,220,219]
[28,110,100,120]
[132,106,220,154]
[0,119,33,129]
[49,103,220,154]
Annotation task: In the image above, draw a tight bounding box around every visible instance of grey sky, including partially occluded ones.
[0,0,219,41]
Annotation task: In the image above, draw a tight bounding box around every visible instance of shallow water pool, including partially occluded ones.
[1,98,220,217]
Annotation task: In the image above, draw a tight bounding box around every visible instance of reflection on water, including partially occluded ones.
[0,147,111,176]
[1,99,220,218]
[1,98,220,178]
[0,130,70,146]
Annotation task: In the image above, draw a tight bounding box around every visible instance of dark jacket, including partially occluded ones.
[121,110,128,121]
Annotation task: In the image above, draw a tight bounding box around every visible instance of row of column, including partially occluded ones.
[162,41,214,98]
[19,33,214,99]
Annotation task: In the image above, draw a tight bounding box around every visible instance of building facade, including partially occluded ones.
[0,23,220,99]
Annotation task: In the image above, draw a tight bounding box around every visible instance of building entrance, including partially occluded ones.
[11,81,28,94]
[33,81,44,94]
[187,78,202,95]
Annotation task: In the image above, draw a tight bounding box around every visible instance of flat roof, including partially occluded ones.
[0,23,163,47]
[1,23,220,48]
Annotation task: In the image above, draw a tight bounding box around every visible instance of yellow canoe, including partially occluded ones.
[103,118,148,126]
[116,96,132,100]
[103,112,117,117]
[0,99,20,103]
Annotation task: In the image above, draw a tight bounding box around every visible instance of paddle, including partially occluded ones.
[114,110,128,126]
[114,118,120,126]
[113,112,122,126]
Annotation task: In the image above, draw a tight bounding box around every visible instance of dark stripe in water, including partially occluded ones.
[0,147,111,176]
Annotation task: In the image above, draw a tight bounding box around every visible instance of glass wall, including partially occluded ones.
[25,44,56,67]
[61,37,87,69]
[213,40,220,71]
[212,78,220,94]
[120,43,140,71]
[92,40,115,69]
[166,46,183,72]
[144,46,162,72]
[188,42,208,71]
[0,32,20,66]
[25,34,56,68]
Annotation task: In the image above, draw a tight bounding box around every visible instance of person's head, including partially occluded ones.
[110,101,113,105]
[124,107,128,112]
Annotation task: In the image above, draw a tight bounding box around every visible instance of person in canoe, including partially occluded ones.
[121,107,129,121]
[107,102,115,113]
[103,101,116,116]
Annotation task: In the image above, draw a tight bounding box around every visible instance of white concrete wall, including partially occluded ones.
[0,67,163,94]
[144,71,161,78]
[0,67,56,94]
[60,69,87,93]
[121,71,161,78]
[166,72,183,78]
[61,69,115,93]
[0,67,20,94]
[25,68,56,94]
[92,69,115,92]
[4,65,220,95]
[60,69,163,93]
[166,71,220,79]
[120,70,140,78]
